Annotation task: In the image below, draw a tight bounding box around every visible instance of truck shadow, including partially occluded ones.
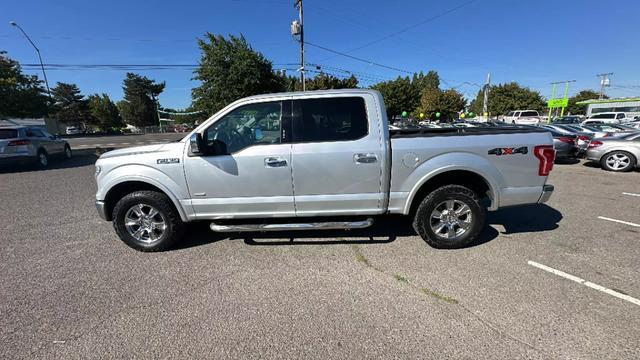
[176,204,562,250]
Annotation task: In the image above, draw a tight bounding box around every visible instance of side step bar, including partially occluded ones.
[210,218,374,232]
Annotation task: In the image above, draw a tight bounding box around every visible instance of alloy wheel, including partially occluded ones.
[124,204,167,243]
[606,153,630,170]
[429,199,473,239]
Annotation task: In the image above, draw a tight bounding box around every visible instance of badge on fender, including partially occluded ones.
[488,147,528,156]
[157,158,180,164]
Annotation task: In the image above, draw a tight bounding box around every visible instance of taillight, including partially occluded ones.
[534,145,555,176]
[588,141,603,148]
[577,135,590,141]
[603,133,611,138]
[557,136,573,143]
[7,139,31,146]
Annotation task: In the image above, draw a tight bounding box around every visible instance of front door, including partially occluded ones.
[290,95,384,216]
[183,100,295,219]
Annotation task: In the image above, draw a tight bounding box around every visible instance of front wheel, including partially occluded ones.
[600,151,636,172]
[413,185,486,249]
[37,149,48,167]
[112,191,184,251]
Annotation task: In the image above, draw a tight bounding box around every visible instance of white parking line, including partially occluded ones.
[622,192,640,197]
[597,216,640,227]
[528,261,640,306]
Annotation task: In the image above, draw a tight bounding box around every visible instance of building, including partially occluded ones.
[576,97,640,118]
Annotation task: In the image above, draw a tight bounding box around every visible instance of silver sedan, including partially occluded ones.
[586,133,640,172]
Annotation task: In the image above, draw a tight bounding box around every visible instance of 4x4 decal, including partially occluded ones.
[488,147,528,156]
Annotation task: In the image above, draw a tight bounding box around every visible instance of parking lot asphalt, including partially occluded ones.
[1,155,639,359]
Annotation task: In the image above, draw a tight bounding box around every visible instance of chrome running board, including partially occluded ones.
[210,218,374,232]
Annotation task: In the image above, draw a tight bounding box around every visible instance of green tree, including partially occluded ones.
[417,88,466,121]
[412,70,440,94]
[566,90,604,115]
[469,82,546,116]
[372,76,417,118]
[88,94,124,130]
[305,72,358,90]
[192,34,283,114]
[119,73,165,127]
[0,51,50,118]
[51,82,93,126]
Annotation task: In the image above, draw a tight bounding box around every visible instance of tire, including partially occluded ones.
[112,190,184,252]
[37,149,48,167]
[413,185,486,249]
[64,144,72,159]
[600,151,636,172]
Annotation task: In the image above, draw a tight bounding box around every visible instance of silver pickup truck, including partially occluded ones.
[95,89,555,251]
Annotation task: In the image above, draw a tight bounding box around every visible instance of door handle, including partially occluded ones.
[264,157,288,168]
[354,153,378,164]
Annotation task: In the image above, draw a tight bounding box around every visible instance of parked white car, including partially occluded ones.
[503,110,541,125]
[583,112,630,125]
[65,126,83,135]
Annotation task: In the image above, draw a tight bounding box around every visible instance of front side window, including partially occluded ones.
[204,101,282,154]
[591,114,615,119]
[522,111,538,117]
[616,113,625,119]
[294,97,368,142]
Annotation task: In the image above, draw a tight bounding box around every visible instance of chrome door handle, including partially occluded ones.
[264,157,287,168]
[354,153,377,164]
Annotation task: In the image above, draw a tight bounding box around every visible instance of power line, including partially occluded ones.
[304,41,414,74]
[341,0,479,55]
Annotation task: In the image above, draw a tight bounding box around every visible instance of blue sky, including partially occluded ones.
[2,0,639,109]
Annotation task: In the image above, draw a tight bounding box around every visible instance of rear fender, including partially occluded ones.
[402,152,504,213]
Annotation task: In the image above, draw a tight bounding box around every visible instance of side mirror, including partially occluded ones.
[210,139,228,155]
[189,133,204,154]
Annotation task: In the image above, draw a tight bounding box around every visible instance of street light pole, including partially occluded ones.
[10,21,58,133]
[10,21,53,99]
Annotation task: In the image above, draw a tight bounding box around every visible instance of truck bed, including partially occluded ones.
[389,125,547,138]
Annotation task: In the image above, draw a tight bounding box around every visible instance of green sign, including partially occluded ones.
[547,98,568,108]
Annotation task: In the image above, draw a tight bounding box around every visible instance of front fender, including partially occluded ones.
[96,164,190,221]
[402,152,504,213]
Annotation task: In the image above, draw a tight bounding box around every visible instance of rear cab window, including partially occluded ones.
[293,96,368,142]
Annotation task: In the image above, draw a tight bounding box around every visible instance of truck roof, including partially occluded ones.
[240,88,381,102]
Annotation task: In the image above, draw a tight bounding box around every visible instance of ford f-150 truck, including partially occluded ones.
[95,89,555,251]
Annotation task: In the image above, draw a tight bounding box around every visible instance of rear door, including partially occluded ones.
[290,95,385,216]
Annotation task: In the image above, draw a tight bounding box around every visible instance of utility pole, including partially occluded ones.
[292,0,305,91]
[482,72,490,120]
[596,72,613,99]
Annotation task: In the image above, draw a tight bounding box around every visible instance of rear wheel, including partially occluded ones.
[413,185,485,249]
[37,149,48,167]
[600,151,636,172]
[112,191,184,252]
[64,144,72,159]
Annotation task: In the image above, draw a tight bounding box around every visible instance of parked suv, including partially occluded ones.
[503,110,541,125]
[583,112,631,125]
[0,126,72,167]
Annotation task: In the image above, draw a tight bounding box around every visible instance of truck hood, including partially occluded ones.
[98,142,182,159]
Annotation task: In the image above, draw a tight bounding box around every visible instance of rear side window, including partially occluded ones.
[0,129,18,139]
[592,114,614,119]
[293,97,368,142]
[26,128,45,137]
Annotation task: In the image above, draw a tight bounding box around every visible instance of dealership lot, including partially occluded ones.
[1,154,639,359]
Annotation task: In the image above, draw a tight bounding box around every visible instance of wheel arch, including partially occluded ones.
[405,169,496,216]
[103,180,187,222]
